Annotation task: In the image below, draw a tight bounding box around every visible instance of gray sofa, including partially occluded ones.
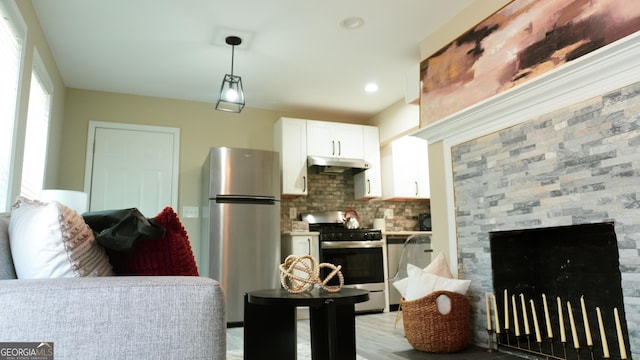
[0,213,226,360]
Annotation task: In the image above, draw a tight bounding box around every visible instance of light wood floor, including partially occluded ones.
[227,311,525,360]
[226,310,417,360]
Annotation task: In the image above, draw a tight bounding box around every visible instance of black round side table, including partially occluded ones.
[244,287,369,360]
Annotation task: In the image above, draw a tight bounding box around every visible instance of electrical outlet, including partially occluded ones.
[182,206,199,218]
[289,207,297,220]
[384,209,394,219]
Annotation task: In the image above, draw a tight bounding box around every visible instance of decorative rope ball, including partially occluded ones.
[316,262,344,293]
[279,255,318,293]
[279,254,344,293]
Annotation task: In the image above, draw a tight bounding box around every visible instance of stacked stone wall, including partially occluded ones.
[452,81,640,356]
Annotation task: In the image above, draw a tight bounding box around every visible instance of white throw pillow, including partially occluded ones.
[9,197,113,278]
[392,277,409,297]
[405,264,471,301]
[392,252,454,297]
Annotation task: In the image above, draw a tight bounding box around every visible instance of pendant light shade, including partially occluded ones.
[216,36,245,112]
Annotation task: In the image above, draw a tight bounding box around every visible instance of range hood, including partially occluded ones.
[307,155,370,174]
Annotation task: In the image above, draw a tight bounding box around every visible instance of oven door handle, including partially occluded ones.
[321,240,385,249]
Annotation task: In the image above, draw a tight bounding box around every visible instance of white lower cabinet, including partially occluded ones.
[281,234,319,260]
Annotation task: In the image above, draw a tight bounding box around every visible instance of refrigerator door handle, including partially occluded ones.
[215,195,277,204]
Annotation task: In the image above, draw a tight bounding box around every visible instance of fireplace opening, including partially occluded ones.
[489,222,630,359]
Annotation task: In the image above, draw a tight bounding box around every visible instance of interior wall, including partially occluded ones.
[418,0,512,59]
[425,141,457,275]
[369,99,419,146]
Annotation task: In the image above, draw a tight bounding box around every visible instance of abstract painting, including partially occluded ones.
[420,0,640,126]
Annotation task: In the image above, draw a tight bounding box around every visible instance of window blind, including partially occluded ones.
[0,3,23,210]
[20,63,51,200]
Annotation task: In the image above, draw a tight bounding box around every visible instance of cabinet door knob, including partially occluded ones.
[415,181,419,196]
[338,141,342,156]
[332,140,335,156]
[303,176,307,192]
[367,179,371,194]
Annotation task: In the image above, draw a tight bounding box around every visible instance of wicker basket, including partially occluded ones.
[401,290,470,353]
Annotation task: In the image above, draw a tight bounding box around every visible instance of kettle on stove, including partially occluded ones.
[343,209,360,229]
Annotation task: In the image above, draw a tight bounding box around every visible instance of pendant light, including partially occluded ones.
[215,36,245,112]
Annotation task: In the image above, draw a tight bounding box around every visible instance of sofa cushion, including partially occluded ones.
[9,197,113,278]
[0,213,17,279]
[108,206,199,276]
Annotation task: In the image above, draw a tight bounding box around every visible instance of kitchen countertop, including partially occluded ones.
[282,230,432,236]
[281,231,320,236]
[383,231,431,236]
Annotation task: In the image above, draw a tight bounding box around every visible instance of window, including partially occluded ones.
[0,1,24,211]
[20,51,52,200]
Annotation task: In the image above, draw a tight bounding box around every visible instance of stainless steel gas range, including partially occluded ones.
[301,212,385,313]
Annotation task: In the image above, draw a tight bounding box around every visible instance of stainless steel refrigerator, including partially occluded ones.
[201,147,281,324]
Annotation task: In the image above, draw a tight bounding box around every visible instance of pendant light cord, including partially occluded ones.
[230,45,235,76]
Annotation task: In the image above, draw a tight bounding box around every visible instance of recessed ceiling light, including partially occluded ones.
[340,16,364,30]
[364,82,379,93]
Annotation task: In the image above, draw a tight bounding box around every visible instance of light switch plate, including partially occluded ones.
[384,209,394,219]
[289,207,297,220]
[182,206,199,218]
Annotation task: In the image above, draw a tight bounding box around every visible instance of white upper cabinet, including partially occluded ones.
[275,117,308,196]
[381,136,430,200]
[276,118,381,199]
[306,120,364,160]
[354,125,382,199]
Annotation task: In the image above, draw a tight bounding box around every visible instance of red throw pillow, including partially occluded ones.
[120,206,199,276]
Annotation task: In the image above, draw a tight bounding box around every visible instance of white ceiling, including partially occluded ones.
[31,0,476,119]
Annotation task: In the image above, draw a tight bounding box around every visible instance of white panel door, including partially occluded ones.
[85,122,179,217]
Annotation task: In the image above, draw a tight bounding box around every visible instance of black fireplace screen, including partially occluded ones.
[489,222,629,359]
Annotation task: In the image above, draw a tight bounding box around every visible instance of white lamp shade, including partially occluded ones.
[40,190,89,214]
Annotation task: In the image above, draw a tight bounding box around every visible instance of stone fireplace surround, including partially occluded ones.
[414,32,640,358]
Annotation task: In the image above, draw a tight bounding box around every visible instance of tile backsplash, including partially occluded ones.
[280,172,430,233]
